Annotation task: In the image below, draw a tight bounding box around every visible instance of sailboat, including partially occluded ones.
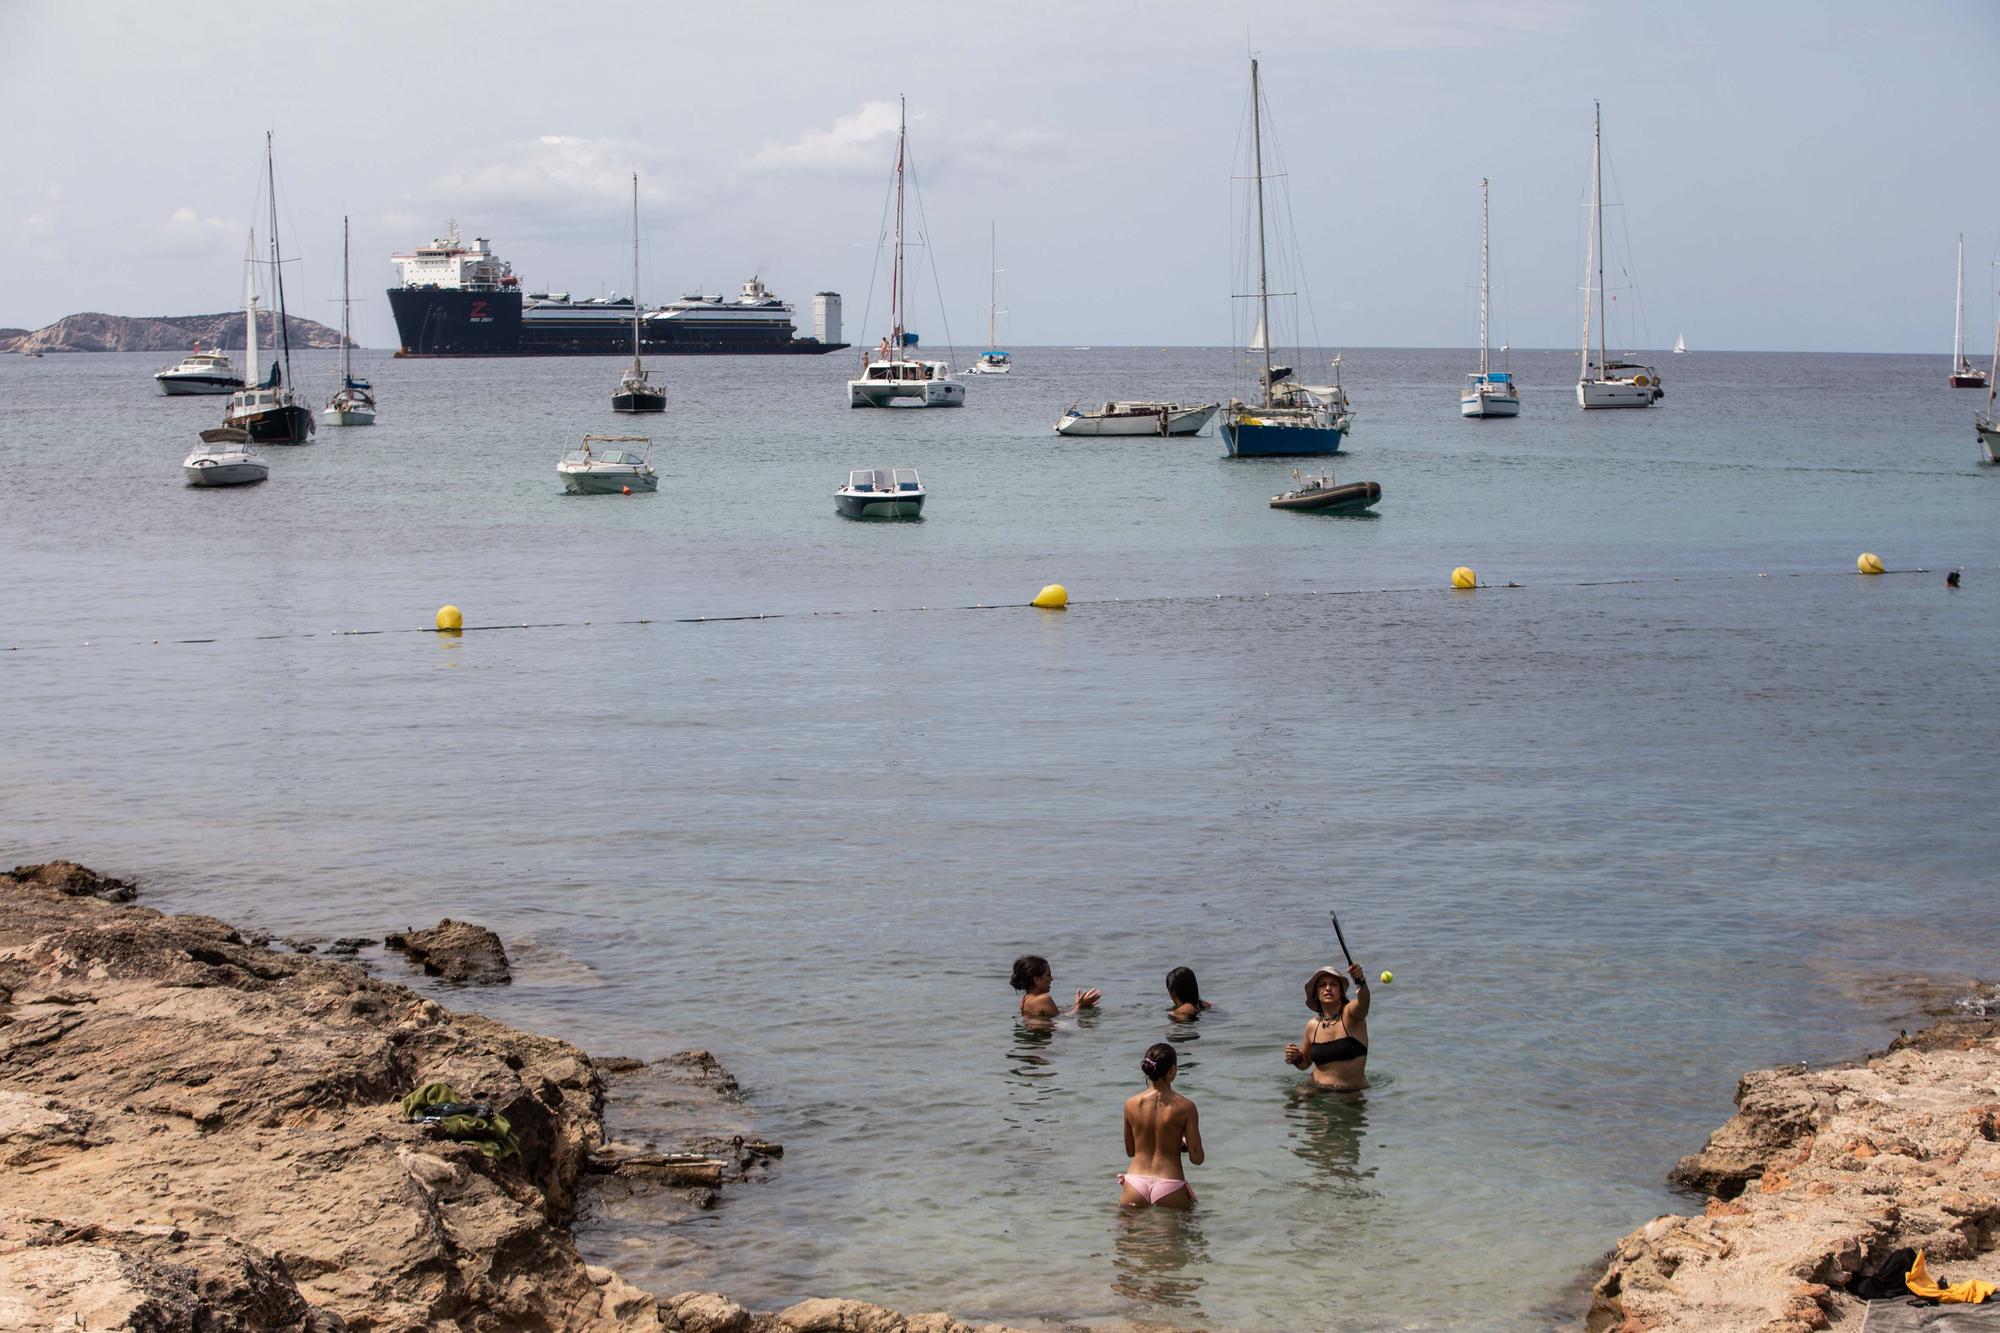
[323,215,376,426]
[966,223,1011,374]
[847,98,965,408]
[1950,235,1988,388]
[612,173,666,413]
[223,135,314,444]
[1461,178,1520,419]
[1576,104,1662,409]
[1221,59,1347,457]
[1975,300,2000,462]
[183,231,271,486]
[1673,334,1687,355]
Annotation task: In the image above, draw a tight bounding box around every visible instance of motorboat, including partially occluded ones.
[155,342,243,396]
[182,426,269,487]
[323,215,377,426]
[836,467,925,518]
[1270,469,1380,514]
[1460,178,1521,419]
[611,173,666,413]
[1054,401,1219,436]
[1577,105,1663,409]
[558,434,657,494]
[1220,62,1349,457]
[845,99,965,409]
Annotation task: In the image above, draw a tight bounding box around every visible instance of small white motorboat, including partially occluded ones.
[183,426,269,487]
[155,342,244,395]
[1054,401,1219,437]
[558,434,657,494]
[836,467,925,519]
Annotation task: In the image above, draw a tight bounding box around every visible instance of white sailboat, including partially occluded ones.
[1221,59,1348,456]
[1976,299,2000,463]
[1673,334,1687,354]
[966,222,1010,374]
[1576,103,1663,409]
[323,215,376,426]
[848,98,964,408]
[612,173,665,413]
[1461,177,1519,419]
[1950,235,1989,388]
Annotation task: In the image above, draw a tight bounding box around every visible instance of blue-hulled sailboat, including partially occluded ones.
[1222,59,1345,458]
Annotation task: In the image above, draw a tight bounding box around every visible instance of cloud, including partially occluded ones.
[750,101,904,178]
[428,135,700,236]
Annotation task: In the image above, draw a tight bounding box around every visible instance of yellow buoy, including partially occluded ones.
[1031,583,1069,610]
[1857,552,1884,576]
[436,604,464,632]
[1450,566,1478,590]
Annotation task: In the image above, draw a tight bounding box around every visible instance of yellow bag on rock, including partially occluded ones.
[1907,1249,1997,1304]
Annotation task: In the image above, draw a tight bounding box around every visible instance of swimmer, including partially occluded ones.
[1165,966,1212,1021]
[1284,961,1370,1090]
[1118,1042,1202,1209]
[1011,954,1102,1019]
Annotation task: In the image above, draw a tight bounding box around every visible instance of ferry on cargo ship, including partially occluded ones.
[387,223,848,357]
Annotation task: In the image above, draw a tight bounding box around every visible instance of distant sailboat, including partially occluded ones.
[967,222,1011,374]
[323,215,377,426]
[1673,334,1687,355]
[1950,235,1989,388]
[1977,299,2000,463]
[612,173,665,413]
[1460,177,1520,419]
[1576,103,1663,409]
[223,134,314,444]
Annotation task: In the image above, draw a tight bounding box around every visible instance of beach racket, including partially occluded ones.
[1330,911,1355,969]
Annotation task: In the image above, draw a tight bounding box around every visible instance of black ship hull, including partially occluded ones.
[389,288,846,357]
[235,403,316,445]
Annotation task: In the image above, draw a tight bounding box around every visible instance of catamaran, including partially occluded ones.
[847,99,964,408]
[1221,59,1347,456]
[612,174,665,413]
[1461,177,1519,418]
[1950,235,1989,389]
[323,215,377,426]
[1576,104,1663,409]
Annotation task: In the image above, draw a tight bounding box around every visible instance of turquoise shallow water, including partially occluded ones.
[2,348,1997,1330]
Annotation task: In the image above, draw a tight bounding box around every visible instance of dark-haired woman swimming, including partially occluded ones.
[1165,966,1212,1022]
[1284,961,1370,1090]
[1118,1042,1203,1209]
[1011,954,1102,1019]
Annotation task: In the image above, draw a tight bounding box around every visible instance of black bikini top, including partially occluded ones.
[1308,1023,1367,1065]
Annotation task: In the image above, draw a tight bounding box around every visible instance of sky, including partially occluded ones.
[3,1,1997,352]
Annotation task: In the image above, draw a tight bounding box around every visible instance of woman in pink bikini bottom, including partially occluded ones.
[1118,1042,1204,1209]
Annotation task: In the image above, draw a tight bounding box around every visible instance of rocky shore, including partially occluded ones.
[1590,989,2000,1330]
[2,310,345,354]
[0,863,1030,1333]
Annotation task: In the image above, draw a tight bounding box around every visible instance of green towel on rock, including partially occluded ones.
[399,1081,520,1160]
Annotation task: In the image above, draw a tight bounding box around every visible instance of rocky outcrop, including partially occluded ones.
[385,918,513,985]
[0,865,645,1330]
[1590,996,2000,1331]
[0,309,346,354]
[8,859,137,902]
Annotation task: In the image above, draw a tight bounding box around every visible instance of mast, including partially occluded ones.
[1251,58,1274,409]
[988,221,996,351]
[265,132,294,388]
[1988,283,2000,415]
[631,172,642,371]
[1955,234,1967,369]
[892,96,906,355]
[244,229,259,390]
[1479,177,1491,377]
[1580,103,1600,385]
[339,215,352,384]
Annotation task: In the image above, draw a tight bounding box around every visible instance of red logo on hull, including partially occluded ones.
[469,300,493,324]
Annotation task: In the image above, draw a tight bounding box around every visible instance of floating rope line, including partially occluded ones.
[0,563,1964,656]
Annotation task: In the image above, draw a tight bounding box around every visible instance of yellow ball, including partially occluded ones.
[1856,552,1884,576]
[1450,566,1477,590]
[1031,583,1069,610]
[1379,971,1393,984]
[436,604,463,632]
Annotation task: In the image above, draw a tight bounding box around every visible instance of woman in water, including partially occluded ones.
[1119,1042,1203,1208]
[1284,961,1370,1090]
[1011,954,1102,1019]
[1165,966,1211,1022]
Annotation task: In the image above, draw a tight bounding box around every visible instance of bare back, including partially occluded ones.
[1122,1087,1203,1179]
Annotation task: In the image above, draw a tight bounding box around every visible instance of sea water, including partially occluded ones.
[2,348,1996,1330]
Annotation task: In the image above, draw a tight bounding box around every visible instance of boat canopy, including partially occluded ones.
[846,469,881,491]
[1469,371,1513,383]
[980,349,1010,359]
[891,468,922,492]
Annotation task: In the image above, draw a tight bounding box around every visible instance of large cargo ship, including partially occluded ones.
[387,224,847,357]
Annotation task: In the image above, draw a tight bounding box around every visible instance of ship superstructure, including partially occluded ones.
[387,224,845,357]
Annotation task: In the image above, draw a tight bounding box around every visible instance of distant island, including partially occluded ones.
[2,311,348,355]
